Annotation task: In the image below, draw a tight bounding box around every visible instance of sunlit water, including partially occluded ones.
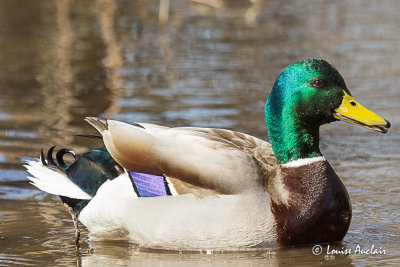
[0,0,399,266]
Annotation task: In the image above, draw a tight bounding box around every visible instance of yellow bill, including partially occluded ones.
[334,91,391,133]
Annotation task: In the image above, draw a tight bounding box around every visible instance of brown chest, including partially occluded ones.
[270,160,352,246]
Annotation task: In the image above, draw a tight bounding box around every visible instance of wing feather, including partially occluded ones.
[87,118,277,194]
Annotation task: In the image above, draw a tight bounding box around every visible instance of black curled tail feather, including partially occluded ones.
[47,146,58,168]
[56,148,76,171]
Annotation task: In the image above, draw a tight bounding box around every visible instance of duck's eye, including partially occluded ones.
[311,79,325,88]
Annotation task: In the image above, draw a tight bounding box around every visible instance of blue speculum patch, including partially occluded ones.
[129,172,171,197]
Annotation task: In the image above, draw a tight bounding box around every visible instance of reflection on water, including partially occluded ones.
[0,0,399,265]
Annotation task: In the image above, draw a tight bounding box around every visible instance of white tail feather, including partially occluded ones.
[24,160,92,200]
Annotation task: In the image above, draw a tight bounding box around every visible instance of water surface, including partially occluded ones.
[0,0,399,266]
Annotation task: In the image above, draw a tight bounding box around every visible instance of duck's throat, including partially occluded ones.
[265,115,322,164]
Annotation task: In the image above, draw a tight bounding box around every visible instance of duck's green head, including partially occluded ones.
[265,59,390,164]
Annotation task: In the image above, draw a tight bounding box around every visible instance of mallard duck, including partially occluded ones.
[25,59,390,250]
